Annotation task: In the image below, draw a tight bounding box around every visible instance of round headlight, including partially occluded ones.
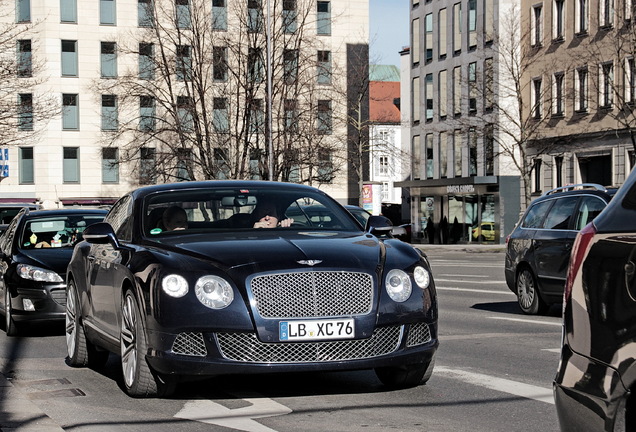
[385,269,412,302]
[413,266,430,289]
[195,276,234,309]
[161,274,189,298]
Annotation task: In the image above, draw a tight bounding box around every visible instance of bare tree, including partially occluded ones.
[95,0,345,186]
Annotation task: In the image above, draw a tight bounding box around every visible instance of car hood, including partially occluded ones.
[148,231,384,272]
[18,248,74,275]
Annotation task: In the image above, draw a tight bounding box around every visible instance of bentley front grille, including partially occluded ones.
[405,323,432,347]
[249,271,374,318]
[172,332,207,357]
[216,326,402,363]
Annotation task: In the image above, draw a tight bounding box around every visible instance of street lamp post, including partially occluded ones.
[266,0,273,181]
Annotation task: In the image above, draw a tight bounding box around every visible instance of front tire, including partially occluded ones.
[66,280,108,368]
[516,267,548,315]
[4,288,18,336]
[120,291,175,398]
[375,358,435,389]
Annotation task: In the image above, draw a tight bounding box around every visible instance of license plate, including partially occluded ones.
[279,319,355,341]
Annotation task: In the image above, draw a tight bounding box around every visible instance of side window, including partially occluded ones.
[543,196,579,230]
[521,200,553,229]
[105,195,133,241]
[575,196,607,230]
[0,216,19,253]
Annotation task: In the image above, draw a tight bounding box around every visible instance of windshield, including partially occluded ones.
[143,187,361,236]
[20,215,105,249]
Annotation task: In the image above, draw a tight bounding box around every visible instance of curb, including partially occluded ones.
[0,375,65,432]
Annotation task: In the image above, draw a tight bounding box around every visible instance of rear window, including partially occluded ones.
[574,196,607,230]
[543,197,579,230]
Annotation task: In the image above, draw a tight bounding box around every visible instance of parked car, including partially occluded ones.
[471,222,497,242]
[65,181,438,397]
[504,184,616,314]
[0,203,43,235]
[344,205,410,241]
[0,208,107,335]
[554,170,636,431]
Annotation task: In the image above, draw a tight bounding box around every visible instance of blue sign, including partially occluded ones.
[0,148,8,177]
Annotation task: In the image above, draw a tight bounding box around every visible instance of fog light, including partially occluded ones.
[23,299,35,311]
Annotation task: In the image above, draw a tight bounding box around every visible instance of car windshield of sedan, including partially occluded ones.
[144,187,361,236]
[20,215,105,249]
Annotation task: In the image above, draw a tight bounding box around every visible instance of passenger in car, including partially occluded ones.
[251,202,294,228]
[162,206,188,231]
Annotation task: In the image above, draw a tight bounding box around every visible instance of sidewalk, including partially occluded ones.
[0,374,66,432]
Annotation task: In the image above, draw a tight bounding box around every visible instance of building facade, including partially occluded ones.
[0,0,369,207]
[398,0,521,244]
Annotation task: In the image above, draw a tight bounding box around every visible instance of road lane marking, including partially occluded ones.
[488,316,562,327]
[438,274,490,278]
[435,366,554,405]
[435,279,508,286]
[542,348,561,353]
[175,393,291,432]
[436,287,515,295]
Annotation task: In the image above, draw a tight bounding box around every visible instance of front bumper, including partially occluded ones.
[8,283,66,323]
[146,322,438,377]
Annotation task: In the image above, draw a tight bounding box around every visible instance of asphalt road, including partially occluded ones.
[0,246,563,432]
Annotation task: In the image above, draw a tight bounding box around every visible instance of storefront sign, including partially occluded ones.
[447,184,475,194]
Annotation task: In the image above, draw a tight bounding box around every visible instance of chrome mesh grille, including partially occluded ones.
[172,332,207,357]
[249,271,373,318]
[406,323,431,347]
[51,288,66,306]
[216,326,402,363]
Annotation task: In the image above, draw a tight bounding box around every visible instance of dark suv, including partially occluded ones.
[554,170,636,431]
[504,184,617,314]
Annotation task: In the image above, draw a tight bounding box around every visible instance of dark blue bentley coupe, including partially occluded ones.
[65,181,438,397]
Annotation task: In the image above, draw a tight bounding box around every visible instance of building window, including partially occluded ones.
[102,147,119,183]
[317,1,331,35]
[425,73,433,121]
[600,0,614,27]
[453,129,462,176]
[412,135,421,179]
[484,125,494,176]
[138,0,154,27]
[248,47,264,83]
[625,57,635,104]
[531,5,542,46]
[439,132,448,177]
[411,18,420,65]
[61,0,77,23]
[17,40,31,77]
[139,147,156,184]
[176,0,191,29]
[439,69,448,118]
[425,13,433,62]
[484,58,494,111]
[453,66,461,115]
[468,128,477,176]
[533,158,542,192]
[576,0,588,33]
[61,40,78,76]
[468,62,477,113]
[18,93,33,131]
[101,42,117,78]
[177,96,193,131]
[139,43,154,80]
[575,67,588,111]
[212,0,227,30]
[484,0,494,43]
[379,155,389,176]
[19,147,33,184]
[600,62,614,108]
[283,49,298,84]
[554,155,563,187]
[139,95,155,131]
[248,98,263,134]
[100,0,115,25]
[553,0,564,40]
[468,0,477,49]
[101,95,118,131]
[284,99,298,132]
[17,0,30,22]
[317,100,332,134]
[553,72,565,116]
[213,46,227,81]
[62,93,79,130]
[176,44,191,81]
[63,147,80,183]
[282,0,297,33]
[439,8,447,57]
[317,149,333,183]
[176,149,191,181]
[213,97,229,133]
[317,50,331,84]
[532,77,542,119]
[248,0,263,33]
[453,3,461,53]
[412,76,420,123]
[425,133,434,178]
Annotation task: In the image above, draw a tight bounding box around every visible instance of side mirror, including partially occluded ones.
[82,222,121,248]
[366,215,393,236]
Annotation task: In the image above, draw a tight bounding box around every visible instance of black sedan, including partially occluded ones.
[0,208,107,335]
[554,167,636,431]
[65,181,438,397]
